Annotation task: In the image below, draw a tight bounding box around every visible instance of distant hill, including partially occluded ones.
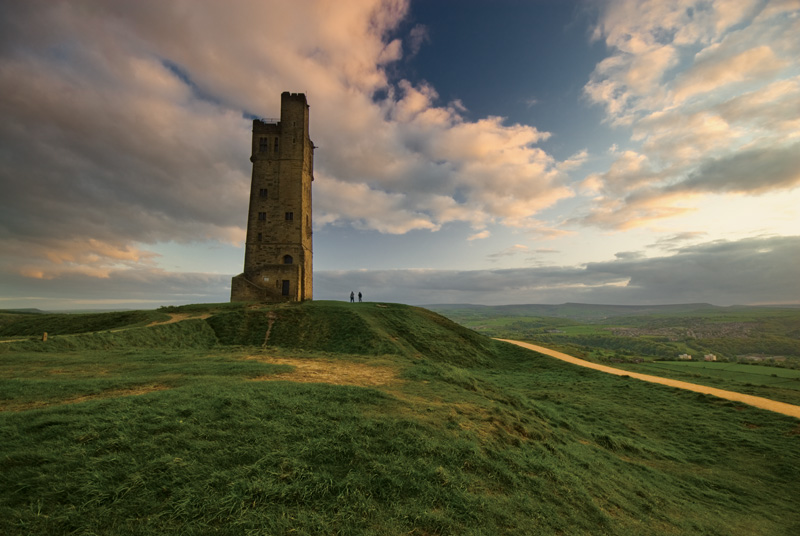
[424,302,793,321]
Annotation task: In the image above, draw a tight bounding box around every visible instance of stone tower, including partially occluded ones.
[230,92,313,302]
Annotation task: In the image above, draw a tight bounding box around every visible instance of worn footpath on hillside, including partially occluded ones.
[499,339,800,420]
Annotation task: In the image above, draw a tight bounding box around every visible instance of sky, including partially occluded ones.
[1,0,798,310]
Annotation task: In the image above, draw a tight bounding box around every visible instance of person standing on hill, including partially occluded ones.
[358,291,362,302]
[350,291,355,303]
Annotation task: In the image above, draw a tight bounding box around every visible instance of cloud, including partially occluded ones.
[614,251,644,260]
[715,76,800,134]
[467,230,490,241]
[580,0,800,230]
[647,232,708,250]
[314,174,439,234]
[3,234,796,309]
[677,143,800,194]
[0,0,574,283]
[673,45,788,104]
[487,244,529,261]
[574,189,699,230]
[315,235,800,306]
[557,149,589,172]
[407,24,430,57]
[0,268,231,310]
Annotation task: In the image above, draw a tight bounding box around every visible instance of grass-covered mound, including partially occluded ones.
[1,301,798,535]
[209,301,494,366]
[0,310,169,337]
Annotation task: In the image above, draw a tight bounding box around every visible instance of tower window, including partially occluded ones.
[259,137,268,152]
[259,188,268,197]
[258,212,266,221]
[283,255,293,264]
[274,138,279,153]
[257,232,262,241]
[285,212,293,221]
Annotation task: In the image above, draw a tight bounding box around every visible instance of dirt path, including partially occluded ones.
[498,339,800,420]
[146,313,211,327]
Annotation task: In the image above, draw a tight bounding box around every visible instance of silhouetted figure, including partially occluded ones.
[350,291,355,303]
[358,292,362,302]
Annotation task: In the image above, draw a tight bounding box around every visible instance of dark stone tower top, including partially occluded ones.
[231,92,313,302]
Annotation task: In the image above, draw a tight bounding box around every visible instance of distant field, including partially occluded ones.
[649,361,800,380]
[430,302,800,362]
[609,360,800,406]
[1,302,799,535]
[429,302,800,406]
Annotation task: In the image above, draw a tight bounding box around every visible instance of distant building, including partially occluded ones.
[678,354,692,360]
[704,354,717,361]
[231,92,314,302]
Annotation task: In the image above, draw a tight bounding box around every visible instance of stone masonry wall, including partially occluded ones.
[231,92,313,302]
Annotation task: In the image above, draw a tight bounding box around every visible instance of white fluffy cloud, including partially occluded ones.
[580,0,800,229]
[0,0,574,282]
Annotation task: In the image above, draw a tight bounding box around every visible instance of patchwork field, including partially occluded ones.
[430,303,800,404]
[1,302,799,535]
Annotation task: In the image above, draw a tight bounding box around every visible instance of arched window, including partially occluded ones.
[283,255,293,264]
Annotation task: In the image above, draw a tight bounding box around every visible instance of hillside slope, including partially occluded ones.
[1,301,798,535]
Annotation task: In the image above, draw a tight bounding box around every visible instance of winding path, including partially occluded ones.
[498,339,800,420]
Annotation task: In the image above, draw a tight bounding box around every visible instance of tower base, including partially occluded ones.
[230,263,307,303]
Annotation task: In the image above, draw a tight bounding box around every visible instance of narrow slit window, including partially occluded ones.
[285,212,293,221]
[274,138,279,153]
[258,212,266,221]
[259,188,268,198]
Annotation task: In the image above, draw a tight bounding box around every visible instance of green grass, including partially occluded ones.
[608,360,800,406]
[1,301,799,535]
[654,361,800,379]
[430,303,800,362]
[0,310,169,337]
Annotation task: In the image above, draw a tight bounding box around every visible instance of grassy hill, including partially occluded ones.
[1,301,799,535]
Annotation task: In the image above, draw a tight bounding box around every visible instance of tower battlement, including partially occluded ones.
[231,92,314,302]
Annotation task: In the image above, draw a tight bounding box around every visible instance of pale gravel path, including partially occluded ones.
[498,339,800,420]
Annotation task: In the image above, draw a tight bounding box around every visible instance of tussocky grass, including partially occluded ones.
[0,301,798,535]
